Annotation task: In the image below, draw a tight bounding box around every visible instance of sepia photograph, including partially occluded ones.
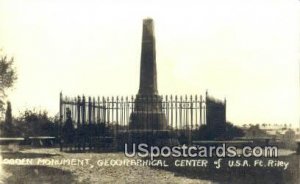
[0,0,299,183]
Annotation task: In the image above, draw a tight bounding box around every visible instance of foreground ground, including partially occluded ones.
[1,146,299,184]
[0,146,211,184]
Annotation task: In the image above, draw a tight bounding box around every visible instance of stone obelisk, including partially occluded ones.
[129,18,167,130]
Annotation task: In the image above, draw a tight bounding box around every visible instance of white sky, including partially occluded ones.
[0,0,299,126]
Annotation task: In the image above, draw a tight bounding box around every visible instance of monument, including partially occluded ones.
[129,18,168,130]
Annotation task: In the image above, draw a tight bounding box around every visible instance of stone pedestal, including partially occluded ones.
[129,95,167,130]
[129,111,167,130]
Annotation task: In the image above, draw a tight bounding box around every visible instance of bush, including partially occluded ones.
[3,109,60,137]
[193,122,244,140]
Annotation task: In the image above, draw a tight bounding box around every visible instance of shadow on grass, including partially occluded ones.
[152,155,300,184]
[3,165,76,184]
[1,152,60,159]
[63,149,120,154]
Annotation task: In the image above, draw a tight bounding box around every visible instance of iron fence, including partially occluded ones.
[59,92,226,151]
[59,93,207,131]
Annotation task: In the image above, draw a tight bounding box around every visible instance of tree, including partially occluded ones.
[0,53,17,117]
[223,122,245,139]
[4,101,12,125]
[19,109,57,136]
[0,101,13,136]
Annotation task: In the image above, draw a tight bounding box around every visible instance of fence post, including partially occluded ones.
[200,95,202,127]
[88,96,92,150]
[185,95,188,135]
[77,96,81,151]
[92,97,96,124]
[224,98,226,123]
[88,97,92,125]
[120,96,124,129]
[170,95,173,130]
[165,95,168,127]
[112,96,116,148]
[107,97,110,124]
[189,95,193,145]
[116,96,119,133]
[175,95,178,131]
[103,97,106,125]
[126,96,130,131]
[59,92,63,151]
[116,96,119,149]
[179,96,182,130]
[112,96,114,125]
[82,95,86,151]
[195,95,198,130]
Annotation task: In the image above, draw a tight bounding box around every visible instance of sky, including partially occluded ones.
[0,0,299,126]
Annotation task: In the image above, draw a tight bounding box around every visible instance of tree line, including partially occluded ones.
[0,103,60,137]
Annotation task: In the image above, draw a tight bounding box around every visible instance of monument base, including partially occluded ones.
[116,130,179,151]
[129,111,168,130]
